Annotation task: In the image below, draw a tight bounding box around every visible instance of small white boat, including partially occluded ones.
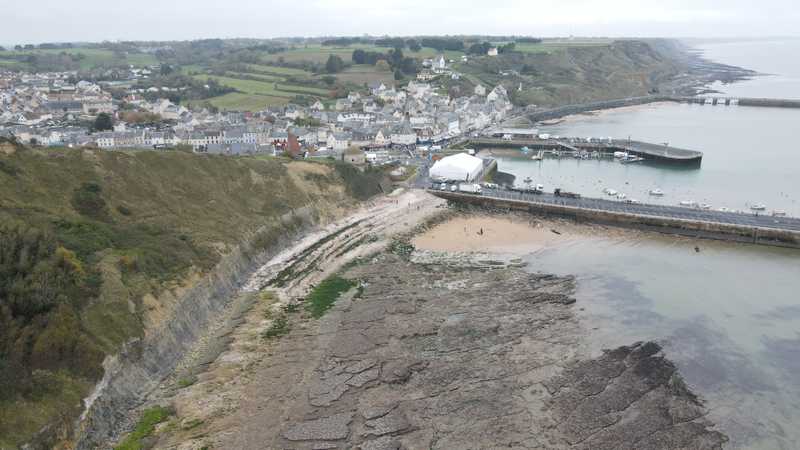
[649,189,665,196]
[718,207,730,212]
[606,189,618,196]
[680,200,697,207]
[531,150,544,160]
[700,203,712,210]
[617,193,627,200]
[772,210,787,217]
[751,204,767,211]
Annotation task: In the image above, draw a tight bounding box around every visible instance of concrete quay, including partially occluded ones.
[431,189,800,249]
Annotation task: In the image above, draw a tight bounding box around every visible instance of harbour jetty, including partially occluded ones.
[431,188,800,249]
[468,136,703,164]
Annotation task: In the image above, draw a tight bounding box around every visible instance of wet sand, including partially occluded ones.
[412,215,571,253]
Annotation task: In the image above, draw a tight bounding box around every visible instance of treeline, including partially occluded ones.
[351,48,418,78]
[11,42,75,51]
[467,42,516,55]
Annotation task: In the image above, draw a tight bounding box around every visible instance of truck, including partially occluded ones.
[554,188,581,199]
[458,183,483,194]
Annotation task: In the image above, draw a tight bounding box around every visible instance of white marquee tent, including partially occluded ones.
[429,153,484,182]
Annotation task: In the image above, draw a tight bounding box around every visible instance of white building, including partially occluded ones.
[429,153,484,182]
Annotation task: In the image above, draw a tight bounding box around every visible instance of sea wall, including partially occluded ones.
[72,207,320,449]
[437,192,800,249]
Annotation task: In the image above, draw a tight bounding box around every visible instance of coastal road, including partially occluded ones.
[443,187,800,233]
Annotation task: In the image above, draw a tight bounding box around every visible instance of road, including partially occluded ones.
[434,187,800,233]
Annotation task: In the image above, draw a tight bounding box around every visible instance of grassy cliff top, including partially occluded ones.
[0,144,383,447]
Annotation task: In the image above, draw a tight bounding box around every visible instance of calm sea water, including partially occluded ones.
[507,40,800,449]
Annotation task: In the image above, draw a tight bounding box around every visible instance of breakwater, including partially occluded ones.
[432,190,800,249]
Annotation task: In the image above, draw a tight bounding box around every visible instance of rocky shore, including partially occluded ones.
[121,192,726,449]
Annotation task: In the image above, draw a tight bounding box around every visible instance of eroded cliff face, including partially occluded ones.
[74,208,320,449]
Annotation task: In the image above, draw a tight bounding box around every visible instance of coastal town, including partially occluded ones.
[0,56,513,162]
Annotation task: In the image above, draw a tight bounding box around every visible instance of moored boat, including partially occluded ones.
[649,189,664,196]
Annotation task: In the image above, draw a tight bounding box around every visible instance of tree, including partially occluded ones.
[14,45,22,51]
[407,40,422,52]
[325,54,344,74]
[394,69,403,81]
[92,113,114,132]
[160,64,174,76]
[388,47,404,68]
[400,57,418,76]
[352,49,366,64]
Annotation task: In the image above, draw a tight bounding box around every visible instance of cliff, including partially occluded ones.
[0,144,383,448]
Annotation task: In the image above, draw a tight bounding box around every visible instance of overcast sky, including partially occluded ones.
[4,0,800,44]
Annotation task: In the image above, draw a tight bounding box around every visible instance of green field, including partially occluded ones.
[192,72,331,110]
[191,92,289,111]
[0,48,158,70]
[335,65,395,86]
[245,64,311,76]
[259,44,463,65]
[514,40,613,54]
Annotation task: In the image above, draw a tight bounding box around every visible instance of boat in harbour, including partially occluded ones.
[751,204,767,211]
[649,189,665,196]
[680,200,697,207]
[772,210,787,217]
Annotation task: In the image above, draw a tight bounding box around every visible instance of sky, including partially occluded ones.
[3,0,800,44]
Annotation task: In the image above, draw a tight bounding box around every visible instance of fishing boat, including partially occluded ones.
[680,200,697,207]
[751,204,767,211]
[649,189,665,196]
[772,210,787,217]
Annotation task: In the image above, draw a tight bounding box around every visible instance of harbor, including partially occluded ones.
[468,136,703,164]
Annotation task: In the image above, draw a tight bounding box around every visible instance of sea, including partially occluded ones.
[499,39,800,449]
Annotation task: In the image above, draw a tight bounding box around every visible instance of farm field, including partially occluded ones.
[259,44,464,64]
[329,65,395,86]
[190,92,289,111]
[0,48,158,70]
[191,67,332,110]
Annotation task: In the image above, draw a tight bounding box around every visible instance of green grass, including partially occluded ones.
[305,275,357,319]
[194,74,328,98]
[0,146,386,446]
[0,372,90,449]
[0,48,157,70]
[336,65,395,86]
[258,45,462,65]
[193,92,289,111]
[262,314,291,339]
[225,71,283,82]
[115,406,172,450]
[245,63,312,76]
[192,73,329,110]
